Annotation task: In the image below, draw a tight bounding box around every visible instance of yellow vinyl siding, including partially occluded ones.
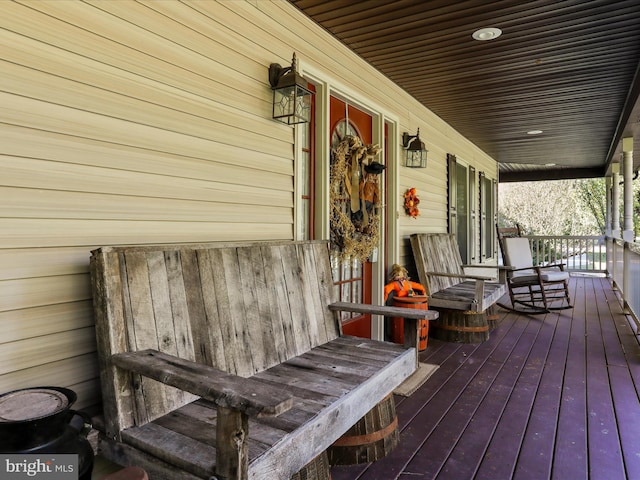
[1,1,294,407]
[2,302,94,344]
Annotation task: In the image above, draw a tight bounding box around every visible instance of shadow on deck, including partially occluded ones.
[332,275,640,480]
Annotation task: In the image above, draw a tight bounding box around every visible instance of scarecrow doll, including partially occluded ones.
[383,264,426,303]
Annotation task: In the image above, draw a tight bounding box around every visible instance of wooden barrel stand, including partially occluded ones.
[431,308,490,343]
[328,394,399,465]
[291,451,331,480]
[391,295,429,351]
[486,304,500,331]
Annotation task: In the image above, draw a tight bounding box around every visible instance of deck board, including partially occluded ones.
[331,276,640,480]
[553,277,588,480]
[584,277,626,479]
[512,311,568,480]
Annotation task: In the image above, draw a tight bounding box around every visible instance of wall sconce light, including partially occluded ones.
[402,129,428,168]
[269,53,314,125]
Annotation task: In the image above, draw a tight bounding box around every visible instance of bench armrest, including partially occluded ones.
[328,302,439,320]
[424,271,494,281]
[329,302,438,367]
[537,263,567,270]
[111,349,293,417]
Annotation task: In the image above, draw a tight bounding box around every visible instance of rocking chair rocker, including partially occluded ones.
[497,232,573,313]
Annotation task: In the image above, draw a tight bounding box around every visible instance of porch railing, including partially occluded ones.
[514,235,639,327]
[607,237,640,326]
[523,235,606,272]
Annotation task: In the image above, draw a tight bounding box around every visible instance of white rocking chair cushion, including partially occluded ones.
[502,238,534,269]
[511,270,570,283]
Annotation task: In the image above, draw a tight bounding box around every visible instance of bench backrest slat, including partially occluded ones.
[410,233,464,294]
[91,241,340,436]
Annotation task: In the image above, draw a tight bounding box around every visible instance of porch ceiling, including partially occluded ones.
[289,0,640,182]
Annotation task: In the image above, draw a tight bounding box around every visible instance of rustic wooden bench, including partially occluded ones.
[410,233,506,342]
[90,240,438,480]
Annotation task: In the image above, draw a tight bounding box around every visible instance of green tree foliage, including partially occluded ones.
[498,180,599,236]
[574,178,607,234]
[499,176,640,238]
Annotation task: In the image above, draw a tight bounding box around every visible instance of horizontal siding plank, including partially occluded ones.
[3,2,270,110]
[67,377,103,411]
[0,361,101,410]
[0,327,97,375]
[0,58,283,158]
[0,247,90,280]
[0,354,99,392]
[17,0,265,85]
[1,186,292,223]
[82,0,267,92]
[2,157,292,205]
[1,125,292,181]
[2,92,291,162]
[0,219,292,249]
[0,275,91,312]
[141,0,277,74]
[1,30,272,129]
[0,301,93,343]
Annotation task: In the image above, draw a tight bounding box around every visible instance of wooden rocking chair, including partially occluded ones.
[497,231,572,313]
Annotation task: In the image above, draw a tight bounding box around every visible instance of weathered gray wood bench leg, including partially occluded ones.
[216,407,249,480]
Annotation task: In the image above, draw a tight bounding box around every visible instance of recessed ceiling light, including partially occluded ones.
[472,27,502,41]
[527,130,543,135]
[545,163,557,167]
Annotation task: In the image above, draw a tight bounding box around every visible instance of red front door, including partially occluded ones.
[330,96,374,338]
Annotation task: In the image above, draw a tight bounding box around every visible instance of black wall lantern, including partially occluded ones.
[269,53,314,125]
[402,129,428,168]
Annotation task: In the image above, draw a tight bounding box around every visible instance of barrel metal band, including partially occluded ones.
[331,416,398,447]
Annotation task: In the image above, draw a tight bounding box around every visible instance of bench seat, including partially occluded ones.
[429,280,505,311]
[101,337,413,480]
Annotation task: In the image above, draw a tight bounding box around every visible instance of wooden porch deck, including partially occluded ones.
[331,275,640,480]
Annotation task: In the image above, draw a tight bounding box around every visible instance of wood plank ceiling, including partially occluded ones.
[289,0,640,182]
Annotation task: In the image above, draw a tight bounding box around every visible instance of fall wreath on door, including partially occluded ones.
[330,136,384,261]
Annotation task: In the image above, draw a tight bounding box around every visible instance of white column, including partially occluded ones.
[622,137,635,242]
[605,176,612,236]
[611,163,620,238]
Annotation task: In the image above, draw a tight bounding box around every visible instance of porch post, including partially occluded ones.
[622,137,635,242]
[605,176,612,237]
[611,163,620,238]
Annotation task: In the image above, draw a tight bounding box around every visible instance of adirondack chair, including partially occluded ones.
[497,233,572,313]
[90,240,438,480]
[410,233,506,342]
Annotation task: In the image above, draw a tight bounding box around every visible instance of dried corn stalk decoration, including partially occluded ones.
[330,136,384,261]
